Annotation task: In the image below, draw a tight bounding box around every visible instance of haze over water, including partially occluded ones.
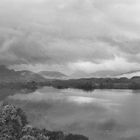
[6,87,140,140]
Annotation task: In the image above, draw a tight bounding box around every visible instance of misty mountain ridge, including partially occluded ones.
[0,65,140,82]
[116,70,140,78]
[71,69,140,78]
[91,70,140,78]
[71,70,122,78]
[0,65,46,83]
[38,71,67,79]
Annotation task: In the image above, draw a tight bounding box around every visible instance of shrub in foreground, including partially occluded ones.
[0,104,89,140]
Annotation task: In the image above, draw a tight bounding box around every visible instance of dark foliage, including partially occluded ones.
[0,104,89,140]
[49,76,140,91]
[65,134,89,140]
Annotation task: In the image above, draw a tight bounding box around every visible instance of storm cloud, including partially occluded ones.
[0,0,140,76]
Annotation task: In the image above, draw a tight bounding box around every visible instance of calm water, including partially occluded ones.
[5,87,140,140]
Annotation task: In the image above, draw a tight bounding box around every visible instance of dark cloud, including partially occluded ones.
[0,34,49,65]
[9,38,49,64]
[0,0,140,76]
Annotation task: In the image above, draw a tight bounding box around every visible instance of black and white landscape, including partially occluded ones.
[0,0,140,140]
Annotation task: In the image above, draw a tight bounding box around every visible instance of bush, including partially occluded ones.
[0,104,89,140]
[20,135,37,140]
[0,104,28,139]
[65,134,89,140]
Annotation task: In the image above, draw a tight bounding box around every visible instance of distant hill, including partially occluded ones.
[117,70,140,78]
[38,71,67,79]
[72,70,140,79]
[0,65,46,83]
[71,70,121,78]
[91,70,121,78]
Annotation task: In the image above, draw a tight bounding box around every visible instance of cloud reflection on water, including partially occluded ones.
[7,87,139,140]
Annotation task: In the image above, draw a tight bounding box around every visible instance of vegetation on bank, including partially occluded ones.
[0,103,89,140]
[2,65,140,91]
[50,76,140,91]
[1,76,140,91]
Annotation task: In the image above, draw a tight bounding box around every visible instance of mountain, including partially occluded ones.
[0,65,46,83]
[117,70,140,78]
[71,70,121,78]
[90,70,140,78]
[38,71,67,79]
[72,70,140,79]
[18,70,47,82]
[90,70,121,78]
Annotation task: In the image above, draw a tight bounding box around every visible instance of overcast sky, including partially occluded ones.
[0,0,140,77]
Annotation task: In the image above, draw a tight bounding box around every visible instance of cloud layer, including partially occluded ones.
[0,0,140,76]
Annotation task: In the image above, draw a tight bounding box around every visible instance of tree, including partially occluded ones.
[0,104,28,140]
[20,135,37,140]
[0,104,89,140]
[65,134,89,140]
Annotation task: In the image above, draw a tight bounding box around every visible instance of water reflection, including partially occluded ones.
[6,87,140,140]
[0,88,34,101]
